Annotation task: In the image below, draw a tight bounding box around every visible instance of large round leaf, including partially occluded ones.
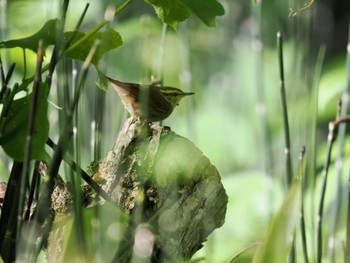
[1,84,49,161]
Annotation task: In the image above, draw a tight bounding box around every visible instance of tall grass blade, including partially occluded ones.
[252,180,302,263]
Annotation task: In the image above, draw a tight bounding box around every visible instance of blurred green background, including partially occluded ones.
[1,0,350,262]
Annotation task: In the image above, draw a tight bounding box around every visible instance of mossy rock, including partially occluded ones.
[91,118,228,262]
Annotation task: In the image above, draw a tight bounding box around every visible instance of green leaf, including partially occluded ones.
[252,181,301,263]
[65,28,123,66]
[180,0,225,27]
[0,19,122,66]
[145,0,192,30]
[0,84,50,161]
[0,19,59,52]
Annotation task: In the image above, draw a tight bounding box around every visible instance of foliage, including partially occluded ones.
[0,0,349,262]
[0,83,49,161]
[0,0,226,262]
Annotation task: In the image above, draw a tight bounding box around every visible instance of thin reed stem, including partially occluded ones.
[17,40,44,242]
[46,138,111,201]
[32,41,99,259]
[317,116,350,263]
[277,31,295,263]
[277,32,293,187]
[298,146,309,263]
[0,162,23,262]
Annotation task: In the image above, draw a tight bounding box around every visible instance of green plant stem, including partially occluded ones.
[0,56,4,84]
[17,40,44,244]
[22,48,27,80]
[317,116,350,263]
[298,146,309,263]
[24,161,40,220]
[32,42,99,259]
[277,31,295,263]
[329,92,348,262]
[66,4,90,49]
[0,59,15,101]
[317,125,335,263]
[46,138,111,201]
[277,31,293,188]
[0,161,23,262]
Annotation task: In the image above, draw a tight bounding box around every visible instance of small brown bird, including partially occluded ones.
[107,77,194,122]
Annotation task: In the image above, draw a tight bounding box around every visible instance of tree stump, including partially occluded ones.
[91,118,228,262]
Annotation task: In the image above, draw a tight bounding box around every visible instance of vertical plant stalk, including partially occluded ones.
[46,137,111,201]
[329,99,347,262]
[92,4,105,160]
[32,42,99,259]
[301,46,326,263]
[0,62,20,263]
[0,162,23,262]
[317,116,350,263]
[0,0,8,68]
[0,57,15,100]
[46,0,70,88]
[93,88,105,160]
[17,39,44,240]
[24,161,41,221]
[316,121,334,263]
[277,32,293,187]
[298,146,309,263]
[71,79,87,255]
[22,48,27,80]
[0,56,6,94]
[277,31,294,263]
